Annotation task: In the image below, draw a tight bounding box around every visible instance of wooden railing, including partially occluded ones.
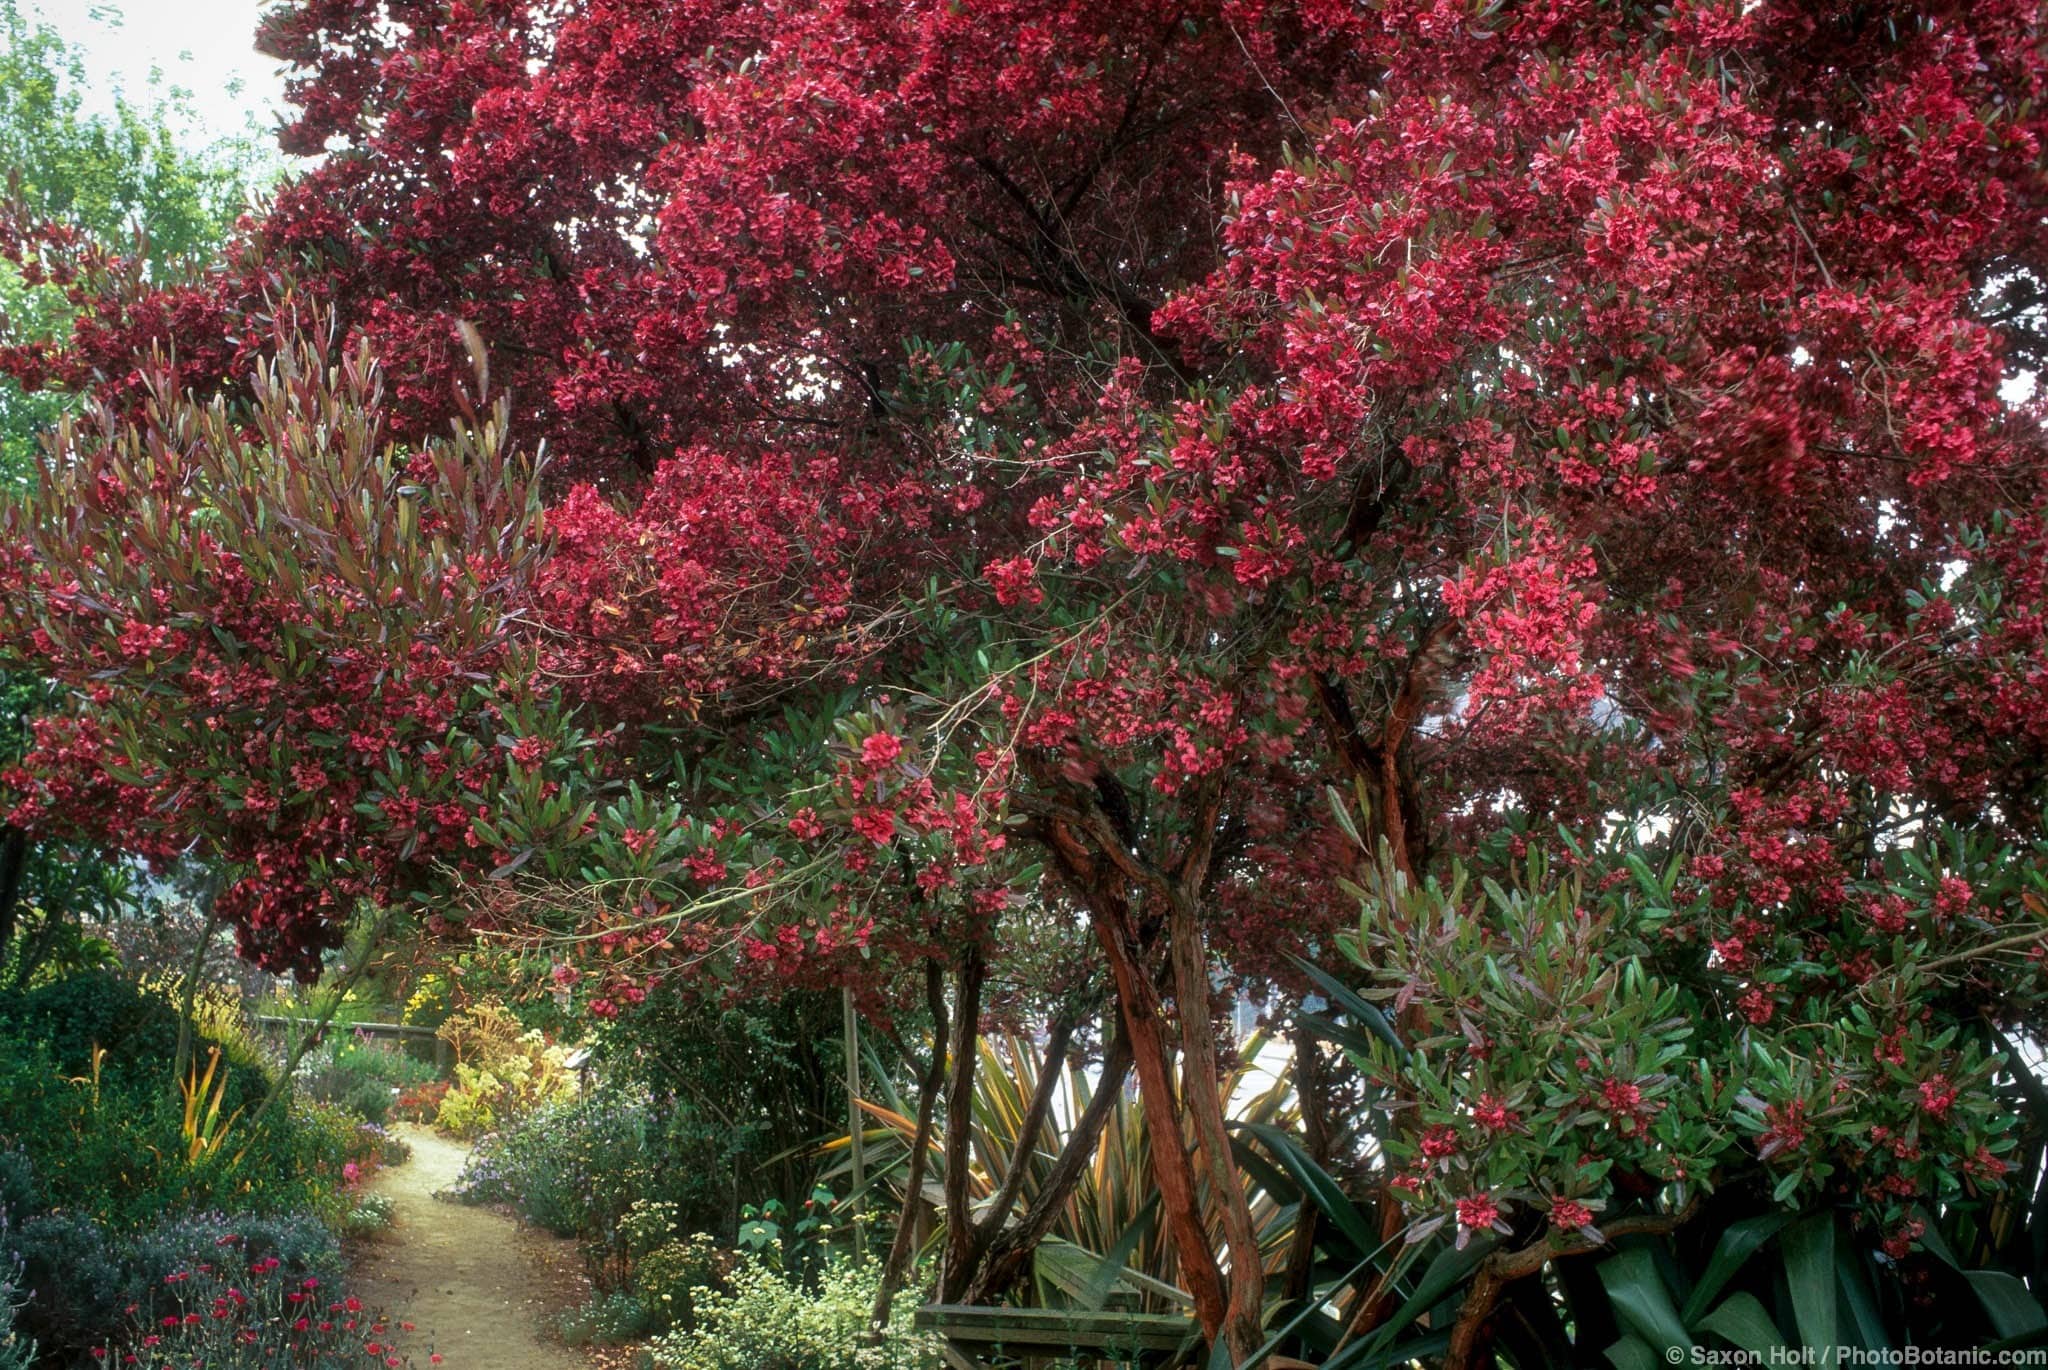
[912,1304,1198,1369]
[250,1014,453,1071]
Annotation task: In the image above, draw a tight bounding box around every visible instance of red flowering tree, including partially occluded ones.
[7,0,2048,1361]
[0,315,594,973]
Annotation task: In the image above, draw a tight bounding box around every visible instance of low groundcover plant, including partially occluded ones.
[90,1236,439,1370]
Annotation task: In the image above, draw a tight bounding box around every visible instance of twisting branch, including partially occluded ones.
[939,941,990,1296]
[971,1016,1077,1251]
[869,958,949,1335]
[964,1027,1135,1304]
[1445,1200,1701,1365]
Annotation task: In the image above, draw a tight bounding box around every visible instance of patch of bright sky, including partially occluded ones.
[24,0,289,152]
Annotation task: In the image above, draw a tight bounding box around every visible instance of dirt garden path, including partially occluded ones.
[349,1123,595,1370]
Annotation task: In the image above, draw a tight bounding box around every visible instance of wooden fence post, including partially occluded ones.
[845,985,864,1259]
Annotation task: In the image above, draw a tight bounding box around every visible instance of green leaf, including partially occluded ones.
[1236,1247,1385,1370]
[1681,1211,1795,1323]
[1603,1334,1663,1370]
[1986,1325,2048,1356]
[1356,1237,1493,1360]
[1079,1199,1159,1310]
[1234,1121,1380,1260]
[1835,1244,1892,1353]
[1285,954,1407,1061]
[1294,1010,1389,1060]
[1598,1247,1693,1355]
[1696,1293,1786,1358]
[1782,1214,1838,1357]
[1966,1272,2048,1340]
[1330,1328,1451,1370]
[1326,785,1363,848]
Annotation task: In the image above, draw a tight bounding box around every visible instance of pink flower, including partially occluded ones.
[1919,1074,1957,1120]
[1757,1099,1808,1160]
[850,806,897,844]
[1471,1095,1520,1133]
[1455,1193,1503,1232]
[860,732,904,767]
[1549,1199,1595,1231]
[1600,1077,1642,1113]
[1419,1125,1460,1160]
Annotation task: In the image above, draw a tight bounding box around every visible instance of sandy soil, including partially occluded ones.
[349,1123,596,1370]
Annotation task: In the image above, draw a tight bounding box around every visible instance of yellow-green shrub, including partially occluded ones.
[432,1037,574,1140]
[648,1258,930,1370]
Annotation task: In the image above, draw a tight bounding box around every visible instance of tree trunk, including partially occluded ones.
[1282,1023,1332,1305]
[844,986,866,1259]
[1168,888,1266,1363]
[965,1027,1135,1303]
[870,959,948,1334]
[173,901,223,1088]
[938,941,988,1297]
[0,825,28,966]
[943,1013,1077,1300]
[1091,889,1231,1345]
[1021,771,1246,1355]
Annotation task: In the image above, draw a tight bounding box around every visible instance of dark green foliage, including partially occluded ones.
[0,971,271,1109]
[0,971,178,1075]
[0,969,361,1366]
[447,988,897,1322]
[7,1212,121,1359]
[0,1038,335,1235]
[0,974,354,1233]
[599,988,866,1231]
[0,1155,33,1222]
[642,1107,759,1242]
[7,1207,342,1365]
[1247,983,2048,1367]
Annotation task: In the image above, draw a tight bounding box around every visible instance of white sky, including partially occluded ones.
[24,0,290,152]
